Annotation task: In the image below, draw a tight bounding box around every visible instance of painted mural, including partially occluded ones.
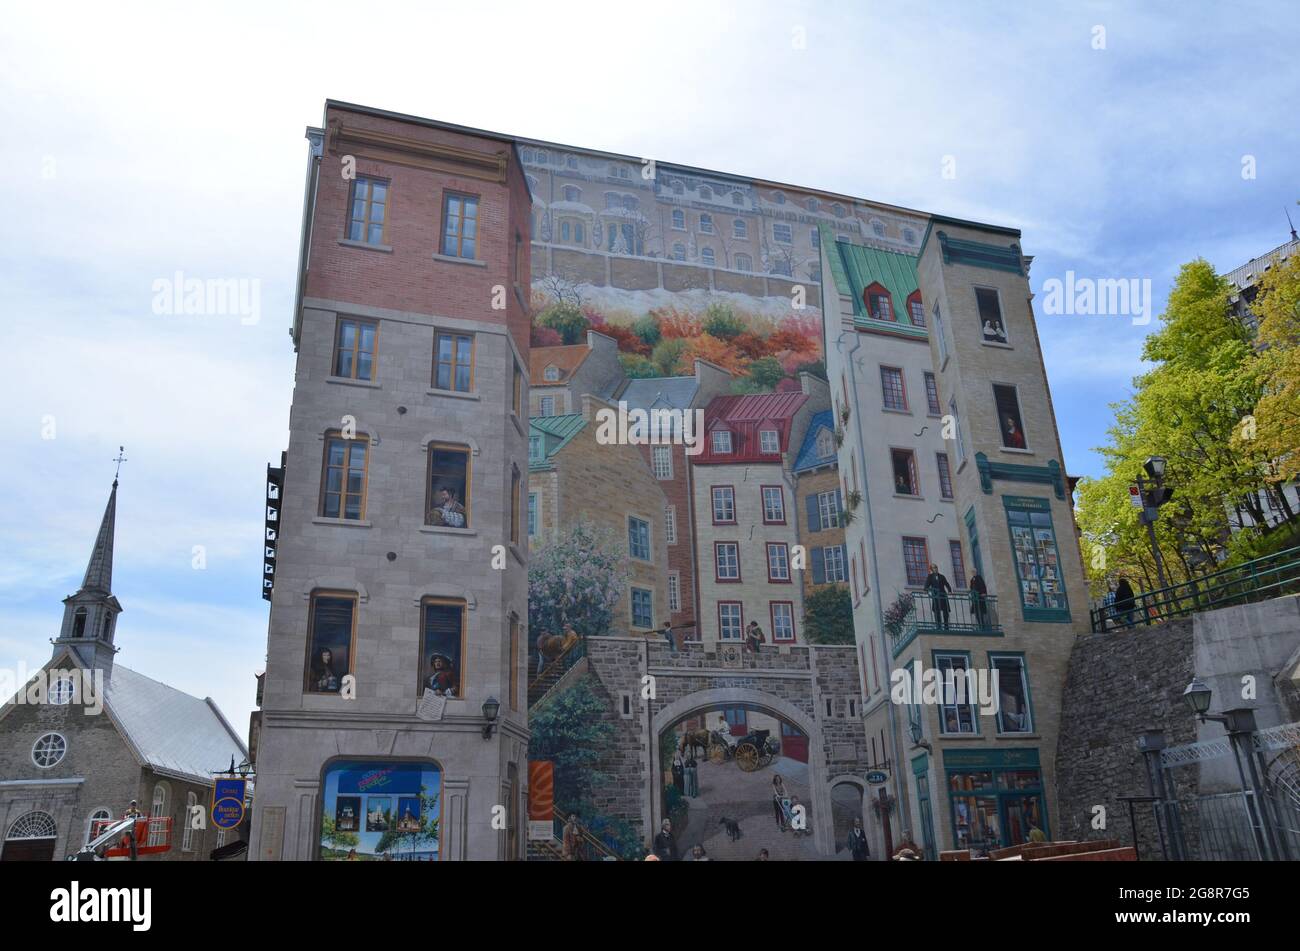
[319,761,441,861]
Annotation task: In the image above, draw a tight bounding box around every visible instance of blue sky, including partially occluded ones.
[1,0,1296,731]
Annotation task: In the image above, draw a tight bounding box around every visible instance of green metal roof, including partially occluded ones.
[824,233,928,338]
[528,414,586,470]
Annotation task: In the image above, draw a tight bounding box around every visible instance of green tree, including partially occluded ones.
[803,584,854,644]
[651,337,688,376]
[618,353,659,379]
[702,302,745,340]
[320,814,359,856]
[747,355,785,389]
[536,302,590,345]
[528,521,629,637]
[794,358,828,381]
[1249,254,1300,485]
[632,313,662,348]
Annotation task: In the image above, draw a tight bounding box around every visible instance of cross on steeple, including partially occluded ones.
[112,446,127,486]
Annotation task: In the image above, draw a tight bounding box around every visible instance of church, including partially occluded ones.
[0,478,248,861]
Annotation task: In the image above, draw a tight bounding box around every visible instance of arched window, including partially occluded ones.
[700,247,715,266]
[100,613,113,642]
[85,808,112,845]
[832,203,846,218]
[535,149,548,164]
[560,220,571,242]
[7,812,56,840]
[731,190,744,205]
[672,243,686,261]
[872,219,886,238]
[864,282,894,321]
[906,291,925,327]
[735,253,752,271]
[806,197,819,212]
[32,733,66,768]
[182,792,197,851]
[49,675,76,705]
[566,155,577,169]
[72,607,87,638]
[151,782,170,818]
[672,180,684,195]
[699,213,713,234]
[772,190,786,204]
[562,185,581,202]
[699,185,713,200]
[671,209,685,230]
[733,219,748,239]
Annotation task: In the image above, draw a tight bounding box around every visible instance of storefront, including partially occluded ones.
[942,747,1047,853]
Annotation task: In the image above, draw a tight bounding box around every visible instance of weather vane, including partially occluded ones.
[113,445,128,485]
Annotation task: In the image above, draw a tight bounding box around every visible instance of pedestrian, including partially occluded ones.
[925,564,952,628]
[772,775,789,832]
[660,620,678,654]
[848,817,869,861]
[1113,575,1136,628]
[672,755,685,794]
[684,755,699,798]
[653,819,678,861]
[969,572,988,628]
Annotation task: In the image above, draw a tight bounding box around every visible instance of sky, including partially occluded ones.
[1,0,1296,734]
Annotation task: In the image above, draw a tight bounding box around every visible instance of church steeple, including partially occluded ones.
[53,475,124,676]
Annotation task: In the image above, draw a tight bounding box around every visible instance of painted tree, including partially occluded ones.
[536,302,590,345]
[528,521,629,638]
[527,675,615,817]
[802,584,854,644]
[320,814,359,856]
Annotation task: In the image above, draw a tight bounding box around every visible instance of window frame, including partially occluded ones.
[923,371,942,416]
[989,652,1035,735]
[766,542,791,583]
[664,504,677,545]
[880,365,908,411]
[652,445,673,480]
[891,448,920,497]
[760,485,786,524]
[319,431,370,521]
[418,596,469,698]
[332,317,379,382]
[992,381,1030,451]
[628,515,652,562]
[440,191,480,260]
[668,571,681,612]
[303,589,359,695]
[714,541,741,582]
[934,650,979,736]
[31,732,67,769]
[759,429,780,454]
[975,285,1009,344]
[823,544,847,583]
[937,452,954,500]
[345,176,390,246]
[717,601,744,641]
[770,601,796,642]
[902,536,930,588]
[426,442,473,530]
[711,485,736,525]
[630,586,655,630]
[432,330,475,393]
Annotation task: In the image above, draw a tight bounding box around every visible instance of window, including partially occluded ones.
[31,732,66,768]
[529,434,544,464]
[816,428,834,459]
[934,303,949,364]
[949,540,967,590]
[761,485,786,523]
[773,222,792,244]
[441,193,479,259]
[562,185,581,202]
[631,588,654,629]
[872,219,886,238]
[770,258,792,277]
[320,433,369,520]
[806,197,818,212]
[991,655,1033,733]
[543,364,560,382]
[305,592,356,693]
[816,490,840,529]
[770,602,795,641]
[510,467,521,545]
[510,615,520,711]
[151,782,170,820]
[993,384,1028,450]
[513,365,523,416]
[72,607,86,638]
[182,792,197,851]
[904,227,917,244]
[759,429,780,454]
[700,247,715,266]
[715,542,740,581]
[810,228,820,248]
[539,396,556,417]
[821,544,847,583]
[420,599,467,697]
[908,291,925,327]
[735,253,752,271]
[733,219,748,239]
[665,505,677,544]
[924,372,941,415]
[527,493,538,537]
[903,537,930,587]
[891,449,919,496]
[880,366,907,411]
[767,543,790,581]
[866,283,893,321]
[628,516,651,561]
[1004,496,1070,618]
[772,190,786,205]
[671,180,684,195]
[711,486,735,523]
[832,203,846,218]
[433,332,473,392]
[949,397,966,464]
[731,190,744,206]
[711,430,733,453]
[668,573,681,612]
[671,209,685,230]
[85,808,111,846]
[976,287,1008,343]
[698,186,712,200]
[427,444,471,528]
[333,318,377,381]
[49,675,76,705]
[699,213,713,234]
[346,177,388,245]
[936,653,977,734]
[937,452,954,500]
[650,444,670,475]
[672,242,686,261]
[718,602,743,640]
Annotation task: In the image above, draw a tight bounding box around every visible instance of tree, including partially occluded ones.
[374,788,440,859]
[803,585,854,644]
[536,302,589,345]
[702,302,745,340]
[619,353,659,378]
[320,814,359,857]
[528,521,629,638]
[651,337,689,376]
[537,269,588,311]
[632,313,662,348]
[747,355,785,389]
[527,675,615,817]
[1249,254,1300,484]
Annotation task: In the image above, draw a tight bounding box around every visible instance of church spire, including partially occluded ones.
[53,470,125,676]
[80,479,117,593]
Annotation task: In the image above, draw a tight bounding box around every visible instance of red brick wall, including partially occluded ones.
[636,441,697,631]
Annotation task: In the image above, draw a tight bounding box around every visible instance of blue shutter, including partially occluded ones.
[811,547,825,584]
[805,493,821,532]
[835,489,843,521]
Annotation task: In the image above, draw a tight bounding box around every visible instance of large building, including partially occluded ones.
[0,480,247,862]
[248,102,533,861]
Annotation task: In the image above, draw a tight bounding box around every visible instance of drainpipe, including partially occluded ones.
[837,329,910,850]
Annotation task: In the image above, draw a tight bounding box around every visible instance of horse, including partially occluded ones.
[678,728,714,760]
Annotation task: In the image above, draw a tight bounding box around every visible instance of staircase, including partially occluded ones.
[528,637,587,708]
[526,817,623,861]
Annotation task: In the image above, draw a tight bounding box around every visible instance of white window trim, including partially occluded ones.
[652,445,673,480]
[31,732,67,769]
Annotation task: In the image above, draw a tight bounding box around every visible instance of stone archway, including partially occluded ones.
[649,688,832,858]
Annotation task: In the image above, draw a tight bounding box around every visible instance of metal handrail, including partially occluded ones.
[889,591,1001,656]
[1091,544,1300,632]
[552,815,621,860]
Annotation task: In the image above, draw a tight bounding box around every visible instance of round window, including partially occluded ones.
[32,733,67,769]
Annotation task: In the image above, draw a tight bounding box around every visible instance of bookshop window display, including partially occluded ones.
[319,761,441,860]
[1002,496,1069,622]
[944,749,1047,852]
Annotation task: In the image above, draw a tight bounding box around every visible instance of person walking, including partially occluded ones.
[772,775,789,832]
[924,564,952,629]
[562,813,584,861]
[1113,576,1136,628]
[653,819,678,861]
[684,755,699,798]
[848,817,870,861]
[671,755,685,794]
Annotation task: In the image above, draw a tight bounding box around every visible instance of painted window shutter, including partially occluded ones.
[805,494,821,531]
[835,488,844,517]
[811,546,826,584]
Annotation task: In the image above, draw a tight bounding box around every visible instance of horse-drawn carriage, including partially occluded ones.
[732,729,781,772]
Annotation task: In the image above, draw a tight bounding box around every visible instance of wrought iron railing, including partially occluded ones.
[551,815,621,860]
[1090,544,1300,633]
[889,591,1001,656]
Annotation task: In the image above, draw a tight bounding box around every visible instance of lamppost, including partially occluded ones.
[1136,456,1174,591]
[1182,679,1280,860]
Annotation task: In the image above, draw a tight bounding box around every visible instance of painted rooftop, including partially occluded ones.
[619,375,699,412]
[793,410,837,472]
[528,413,586,470]
[530,344,591,386]
[694,392,809,464]
[824,227,927,337]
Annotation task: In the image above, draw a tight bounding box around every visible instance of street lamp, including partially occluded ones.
[481,696,501,740]
[1182,678,1213,718]
[1143,456,1167,481]
[1136,457,1174,591]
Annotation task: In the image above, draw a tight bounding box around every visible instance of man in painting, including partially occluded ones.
[652,819,678,861]
[312,648,341,693]
[426,652,457,697]
[435,487,466,528]
[924,563,952,629]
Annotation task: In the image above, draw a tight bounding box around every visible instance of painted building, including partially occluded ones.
[792,408,847,603]
[249,101,532,861]
[529,330,623,417]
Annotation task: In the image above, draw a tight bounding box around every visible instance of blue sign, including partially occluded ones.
[866,770,888,785]
[212,778,247,829]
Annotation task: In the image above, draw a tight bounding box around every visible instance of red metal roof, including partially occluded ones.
[693,392,809,464]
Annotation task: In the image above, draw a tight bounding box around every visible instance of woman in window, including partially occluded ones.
[312,648,340,693]
[1001,414,1026,449]
[425,652,457,697]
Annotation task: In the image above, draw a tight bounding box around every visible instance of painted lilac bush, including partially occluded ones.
[528,521,629,638]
